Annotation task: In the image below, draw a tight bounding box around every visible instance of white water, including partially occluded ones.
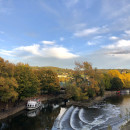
[73,103,121,129]
[52,95,130,130]
[59,106,74,130]
[52,107,67,129]
[79,108,88,124]
[70,107,81,130]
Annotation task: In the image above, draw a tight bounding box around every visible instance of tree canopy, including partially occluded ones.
[110,77,123,91]
[0,57,60,103]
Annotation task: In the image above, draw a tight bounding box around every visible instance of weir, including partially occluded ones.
[1,95,130,130]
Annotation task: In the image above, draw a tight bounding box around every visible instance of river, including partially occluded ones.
[0,94,130,130]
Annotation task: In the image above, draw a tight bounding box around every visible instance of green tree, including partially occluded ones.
[35,69,60,94]
[73,62,100,98]
[103,73,112,90]
[15,63,40,100]
[0,57,15,78]
[0,77,18,102]
[66,82,88,101]
[110,77,123,91]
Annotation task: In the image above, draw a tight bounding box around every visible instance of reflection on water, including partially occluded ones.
[27,106,42,118]
[1,95,130,130]
[0,99,66,130]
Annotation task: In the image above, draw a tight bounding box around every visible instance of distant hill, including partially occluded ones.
[32,66,130,75]
[99,69,130,74]
[31,66,74,76]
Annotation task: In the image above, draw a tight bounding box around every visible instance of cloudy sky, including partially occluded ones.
[0,0,130,69]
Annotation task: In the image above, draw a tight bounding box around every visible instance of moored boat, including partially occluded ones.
[27,99,42,110]
[120,89,130,94]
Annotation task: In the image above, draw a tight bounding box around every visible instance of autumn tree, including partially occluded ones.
[103,73,111,90]
[66,82,88,101]
[0,57,15,78]
[122,73,130,88]
[108,70,121,78]
[71,62,101,98]
[0,77,18,110]
[0,77,18,102]
[35,68,60,94]
[0,57,18,107]
[15,63,40,100]
[108,70,130,89]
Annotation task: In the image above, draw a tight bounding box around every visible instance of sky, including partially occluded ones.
[0,0,130,69]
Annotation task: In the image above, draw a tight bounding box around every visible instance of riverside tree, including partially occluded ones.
[67,62,101,99]
[0,77,18,102]
[108,70,130,89]
[15,63,40,100]
[0,57,18,107]
[110,77,123,91]
[35,68,60,94]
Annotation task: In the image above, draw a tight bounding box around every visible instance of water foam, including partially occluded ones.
[59,106,74,130]
[79,108,89,124]
[70,107,80,130]
[52,107,67,129]
[79,103,121,129]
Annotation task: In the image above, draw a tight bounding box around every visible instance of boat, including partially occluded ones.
[27,99,42,110]
[120,89,129,94]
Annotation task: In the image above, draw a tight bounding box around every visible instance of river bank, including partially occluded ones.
[66,91,117,108]
[0,95,64,120]
[1,91,129,130]
[0,91,117,121]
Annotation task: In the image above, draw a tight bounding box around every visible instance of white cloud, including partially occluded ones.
[101,39,130,63]
[87,51,130,69]
[105,39,130,49]
[87,41,96,46]
[116,40,130,48]
[74,26,109,37]
[42,47,78,59]
[109,36,118,40]
[86,38,130,68]
[14,44,40,55]
[74,27,100,37]
[0,43,79,60]
[41,40,55,45]
[125,30,130,35]
[0,49,13,56]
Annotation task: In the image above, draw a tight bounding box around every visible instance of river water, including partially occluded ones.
[0,94,130,130]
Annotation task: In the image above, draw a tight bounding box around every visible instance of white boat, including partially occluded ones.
[121,90,129,94]
[27,99,42,110]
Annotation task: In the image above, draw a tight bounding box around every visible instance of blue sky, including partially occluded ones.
[0,0,130,69]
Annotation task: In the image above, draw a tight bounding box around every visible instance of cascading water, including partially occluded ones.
[1,95,130,130]
[59,106,75,130]
[70,107,86,130]
[52,97,130,130]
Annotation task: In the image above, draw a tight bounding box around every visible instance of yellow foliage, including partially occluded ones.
[108,70,130,88]
[108,70,121,78]
[0,77,18,102]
